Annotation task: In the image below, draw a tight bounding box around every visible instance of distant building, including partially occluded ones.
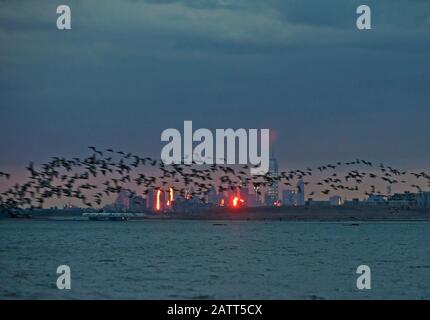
[172,195,208,213]
[366,194,387,206]
[417,192,430,209]
[266,153,279,205]
[329,195,342,206]
[63,201,79,210]
[388,192,417,208]
[207,186,219,205]
[114,189,131,211]
[252,184,262,206]
[239,186,250,206]
[146,188,165,212]
[296,180,305,206]
[264,192,272,206]
[129,195,146,212]
[344,198,360,206]
[282,189,296,206]
[247,193,260,207]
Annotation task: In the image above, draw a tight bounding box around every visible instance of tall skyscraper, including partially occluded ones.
[266,151,279,205]
[296,179,305,206]
[146,188,164,212]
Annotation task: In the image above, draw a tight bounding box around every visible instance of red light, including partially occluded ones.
[233,197,239,207]
[230,196,245,208]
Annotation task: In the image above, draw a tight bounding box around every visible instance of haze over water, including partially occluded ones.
[1,219,430,299]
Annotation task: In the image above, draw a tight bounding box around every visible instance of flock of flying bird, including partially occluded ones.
[1,146,430,216]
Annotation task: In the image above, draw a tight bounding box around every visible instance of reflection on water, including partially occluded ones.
[1,219,430,299]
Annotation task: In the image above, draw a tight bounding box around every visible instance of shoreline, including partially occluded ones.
[2,206,430,222]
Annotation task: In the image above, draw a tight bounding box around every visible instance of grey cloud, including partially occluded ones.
[0,0,429,169]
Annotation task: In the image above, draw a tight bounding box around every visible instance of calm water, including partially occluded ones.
[1,219,430,299]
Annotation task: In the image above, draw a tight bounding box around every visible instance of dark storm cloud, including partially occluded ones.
[0,0,429,171]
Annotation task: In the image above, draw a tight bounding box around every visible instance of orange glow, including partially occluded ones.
[233,197,239,207]
[220,199,225,206]
[156,189,162,211]
[169,187,174,202]
[231,196,245,208]
[166,187,174,208]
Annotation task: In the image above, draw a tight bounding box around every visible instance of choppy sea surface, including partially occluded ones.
[1,219,430,299]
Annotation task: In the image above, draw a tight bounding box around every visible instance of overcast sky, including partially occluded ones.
[1,0,430,174]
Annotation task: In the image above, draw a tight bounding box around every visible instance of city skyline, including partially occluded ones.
[2,145,430,212]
